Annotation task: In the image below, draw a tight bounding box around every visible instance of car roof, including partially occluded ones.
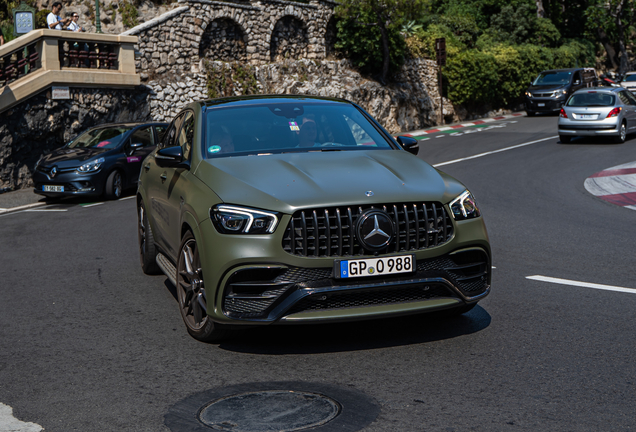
[202,95,353,109]
[573,87,622,94]
[88,121,168,129]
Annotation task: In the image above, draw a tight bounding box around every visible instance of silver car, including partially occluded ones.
[558,87,636,143]
[620,72,636,93]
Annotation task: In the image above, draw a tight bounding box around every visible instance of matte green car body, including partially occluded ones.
[137,96,490,340]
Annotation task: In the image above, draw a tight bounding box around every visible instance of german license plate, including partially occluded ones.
[335,254,415,279]
[537,103,545,107]
[43,185,64,192]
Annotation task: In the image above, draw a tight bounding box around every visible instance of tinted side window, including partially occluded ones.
[573,72,581,84]
[129,127,154,147]
[155,125,167,143]
[624,91,636,105]
[159,113,185,149]
[177,112,195,160]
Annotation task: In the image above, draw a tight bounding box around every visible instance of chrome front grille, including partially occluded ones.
[282,202,454,257]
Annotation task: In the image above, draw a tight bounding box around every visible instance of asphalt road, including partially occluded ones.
[1,114,635,432]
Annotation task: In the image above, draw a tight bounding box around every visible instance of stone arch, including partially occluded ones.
[199,17,247,62]
[324,15,338,59]
[270,15,309,62]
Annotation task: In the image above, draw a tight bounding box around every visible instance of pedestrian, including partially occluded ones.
[47,2,69,30]
[67,13,85,32]
[0,34,4,46]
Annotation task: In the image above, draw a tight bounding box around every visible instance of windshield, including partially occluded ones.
[204,102,394,158]
[567,92,615,107]
[623,75,636,82]
[67,126,133,149]
[532,72,572,86]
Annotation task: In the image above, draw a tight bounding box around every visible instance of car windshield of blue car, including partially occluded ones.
[567,93,615,107]
[66,126,134,149]
[204,102,394,158]
[532,72,571,86]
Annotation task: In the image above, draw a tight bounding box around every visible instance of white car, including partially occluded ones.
[620,72,636,93]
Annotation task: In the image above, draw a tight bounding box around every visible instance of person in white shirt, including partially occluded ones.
[47,2,69,30]
[67,13,85,32]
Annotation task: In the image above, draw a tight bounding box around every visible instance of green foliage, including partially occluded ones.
[488,4,561,47]
[334,11,407,78]
[205,61,261,99]
[120,1,139,28]
[445,51,499,108]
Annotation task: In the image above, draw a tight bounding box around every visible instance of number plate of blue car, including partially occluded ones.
[335,254,415,279]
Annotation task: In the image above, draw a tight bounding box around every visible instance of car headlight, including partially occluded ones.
[525,91,532,98]
[210,205,280,234]
[77,157,105,173]
[450,190,481,220]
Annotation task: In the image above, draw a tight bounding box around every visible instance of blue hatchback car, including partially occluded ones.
[33,122,167,200]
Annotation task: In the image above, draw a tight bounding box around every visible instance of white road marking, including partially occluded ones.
[527,275,636,294]
[433,136,558,167]
[81,202,104,208]
[119,196,136,200]
[24,209,68,212]
[0,403,43,432]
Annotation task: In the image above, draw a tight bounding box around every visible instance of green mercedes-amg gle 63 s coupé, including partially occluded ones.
[137,96,491,341]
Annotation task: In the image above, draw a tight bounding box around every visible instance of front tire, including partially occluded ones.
[138,200,160,275]
[104,170,123,200]
[177,231,230,342]
[614,122,627,143]
[560,135,572,144]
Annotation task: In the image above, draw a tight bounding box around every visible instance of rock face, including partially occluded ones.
[0,88,151,191]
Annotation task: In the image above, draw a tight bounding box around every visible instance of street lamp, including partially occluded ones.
[94,0,102,33]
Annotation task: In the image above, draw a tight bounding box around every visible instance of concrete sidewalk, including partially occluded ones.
[0,188,47,215]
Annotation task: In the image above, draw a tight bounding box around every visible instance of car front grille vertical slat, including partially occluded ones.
[283,202,454,258]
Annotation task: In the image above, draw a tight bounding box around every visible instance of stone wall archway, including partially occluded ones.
[270,15,309,62]
[199,17,247,62]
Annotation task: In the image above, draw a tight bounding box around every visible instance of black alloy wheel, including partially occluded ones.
[138,200,160,275]
[105,170,123,199]
[177,231,229,342]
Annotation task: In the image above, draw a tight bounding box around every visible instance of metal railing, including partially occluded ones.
[0,29,139,112]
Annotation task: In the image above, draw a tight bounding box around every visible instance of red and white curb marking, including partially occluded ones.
[401,113,524,137]
[584,161,636,211]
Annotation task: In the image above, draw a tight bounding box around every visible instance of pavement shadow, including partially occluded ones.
[216,305,491,354]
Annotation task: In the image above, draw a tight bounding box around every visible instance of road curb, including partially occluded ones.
[584,161,636,211]
[402,112,525,137]
[0,201,47,215]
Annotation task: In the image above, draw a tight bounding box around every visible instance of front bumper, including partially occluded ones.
[196,214,491,326]
[32,168,106,197]
[525,98,566,113]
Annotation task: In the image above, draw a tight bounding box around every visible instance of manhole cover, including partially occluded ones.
[198,390,340,431]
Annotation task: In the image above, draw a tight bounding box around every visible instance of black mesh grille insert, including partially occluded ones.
[282,202,454,257]
[286,284,454,315]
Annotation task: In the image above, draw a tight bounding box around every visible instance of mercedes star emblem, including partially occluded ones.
[356,209,394,250]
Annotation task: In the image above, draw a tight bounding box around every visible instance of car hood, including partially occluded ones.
[528,85,567,92]
[39,147,110,168]
[194,150,466,213]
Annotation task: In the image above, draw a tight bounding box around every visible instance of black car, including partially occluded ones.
[33,122,167,199]
[524,68,598,116]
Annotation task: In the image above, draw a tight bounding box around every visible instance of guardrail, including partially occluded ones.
[0,29,140,113]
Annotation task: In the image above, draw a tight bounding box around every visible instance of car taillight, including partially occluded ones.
[559,108,567,118]
[607,107,622,118]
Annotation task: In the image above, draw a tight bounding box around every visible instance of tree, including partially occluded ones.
[586,0,636,73]
[335,0,428,84]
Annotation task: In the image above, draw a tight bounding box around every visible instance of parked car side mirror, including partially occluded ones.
[155,145,185,168]
[128,142,143,155]
[396,136,419,155]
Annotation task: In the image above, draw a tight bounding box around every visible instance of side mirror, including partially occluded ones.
[128,142,143,155]
[155,145,184,168]
[396,136,419,155]
[574,80,580,85]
